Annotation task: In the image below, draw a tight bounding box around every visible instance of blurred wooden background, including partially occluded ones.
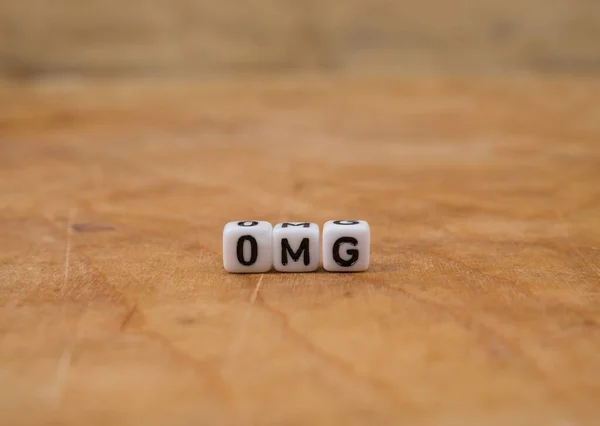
[2,1,600,425]
[1,0,600,79]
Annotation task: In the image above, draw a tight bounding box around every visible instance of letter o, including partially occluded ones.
[238,221,259,227]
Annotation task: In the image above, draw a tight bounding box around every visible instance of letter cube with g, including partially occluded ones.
[223,221,273,273]
[322,220,370,272]
[272,222,320,272]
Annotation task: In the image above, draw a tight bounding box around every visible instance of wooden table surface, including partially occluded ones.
[1,78,600,425]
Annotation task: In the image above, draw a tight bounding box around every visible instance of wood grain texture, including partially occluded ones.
[0,78,600,425]
[1,0,600,78]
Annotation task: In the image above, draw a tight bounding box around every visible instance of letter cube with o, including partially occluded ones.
[323,220,370,272]
[223,221,273,273]
[273,222,320,272]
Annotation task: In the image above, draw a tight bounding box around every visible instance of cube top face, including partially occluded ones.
[272,222,320,272]
[322,220,370,272]
[273,222,319,232]
[223,221,273,273]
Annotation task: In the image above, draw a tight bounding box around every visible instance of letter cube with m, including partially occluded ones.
[272,222,320,272]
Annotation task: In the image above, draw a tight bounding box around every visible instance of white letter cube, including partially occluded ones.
[272,222,320,272]
[322,220,370,272]
[223,221,273,273]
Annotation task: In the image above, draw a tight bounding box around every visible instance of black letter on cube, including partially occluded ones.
[237,235,258,266]
[332,236,359,266]
[282,222,310,228]
[281,238,310,266]
[238,221,259,227]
